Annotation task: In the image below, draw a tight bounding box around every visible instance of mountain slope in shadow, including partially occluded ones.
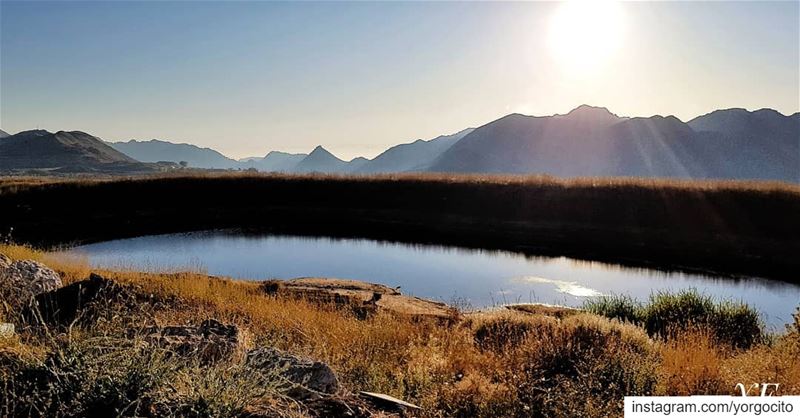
[0,130,150,172]
[429,105,799,181]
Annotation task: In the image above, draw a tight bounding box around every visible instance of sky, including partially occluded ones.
[1,1,798,160]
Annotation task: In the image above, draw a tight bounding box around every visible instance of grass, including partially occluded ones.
[584,290,764,349]
[1,173,799,281]
[2,244,799,417]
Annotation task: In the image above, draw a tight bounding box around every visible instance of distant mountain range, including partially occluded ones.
[2,105,797,181]
[111,139,240,169]
[0,130,151,173]
[428,106,798,181]
[356,128,473,174]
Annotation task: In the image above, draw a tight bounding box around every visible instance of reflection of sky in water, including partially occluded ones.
[59,231,800,329]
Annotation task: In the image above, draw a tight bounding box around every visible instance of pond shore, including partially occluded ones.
[1,245,799,417]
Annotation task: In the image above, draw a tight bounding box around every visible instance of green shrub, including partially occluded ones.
[583,294,642,324]
[586,290,763,349]
[642,290,716,338]
[711,301,763,349]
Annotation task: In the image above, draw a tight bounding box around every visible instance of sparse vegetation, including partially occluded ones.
[1,244,798,417]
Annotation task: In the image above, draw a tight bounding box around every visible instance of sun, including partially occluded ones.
[548,0,626,76]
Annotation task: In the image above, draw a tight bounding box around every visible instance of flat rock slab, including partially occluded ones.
[262,277,453,320]
[505,303,581,318]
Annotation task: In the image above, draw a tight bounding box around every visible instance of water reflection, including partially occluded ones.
[60,230,800,328]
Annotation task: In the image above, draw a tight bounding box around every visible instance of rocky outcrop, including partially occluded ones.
[246,347,339,400]
[25,273,158,327]
[0,253,11,269]
[0,257,62,309]
[261,278,454,321]
[142,319,240,363]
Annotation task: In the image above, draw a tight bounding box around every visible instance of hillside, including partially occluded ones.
[356,128,474,173]
[0,129,10,138]
[0,130,150,172]
[430,106,799,182]
[111,139,239,169]
[293,146,351,173]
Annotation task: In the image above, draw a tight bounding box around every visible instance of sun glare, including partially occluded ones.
[548,0,626,76]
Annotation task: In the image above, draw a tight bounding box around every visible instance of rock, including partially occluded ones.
[0,322,14,338]
[261,278,455,321]
[143,319,240,363]
[25,273,157,328]
[0,259,62,309]
[505,303,581,319]
[0,253,11,269]
[246,347,339,400]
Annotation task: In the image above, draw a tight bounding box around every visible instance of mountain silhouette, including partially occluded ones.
[111,139,239,169]
[357,128,474,173]
[293,146,351,173]
[0,130,148,172]
[240,151,308,172]
[430,105,799,181]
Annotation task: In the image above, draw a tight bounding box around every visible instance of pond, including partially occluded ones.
[60,230,800,328]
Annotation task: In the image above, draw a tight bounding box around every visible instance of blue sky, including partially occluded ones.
[1,1,798,159]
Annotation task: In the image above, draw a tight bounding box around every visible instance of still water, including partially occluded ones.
[62,230,800,328]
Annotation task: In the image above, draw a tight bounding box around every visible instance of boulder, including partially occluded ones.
[246,347,339,400]
[0,322,14,338]
[142,319,240,363]
[0,253,11,269]
[0,259,62,309]
[25,273,158,328]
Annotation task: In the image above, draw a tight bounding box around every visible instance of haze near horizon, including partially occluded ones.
[1,0,798,159]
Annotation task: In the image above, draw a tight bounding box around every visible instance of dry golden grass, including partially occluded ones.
[3,171,799,195]
[658,329,727,395]
[2,243,800,417]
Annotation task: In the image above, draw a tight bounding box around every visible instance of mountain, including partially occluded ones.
[111,139,239,169]
[0,129,9,138]
[356,128,474,173]
[429,105,799,181]
[431,106,625,175]
[0,130,149,172]
[293,146,351,173]
[687,108,800,181]
[239,151,307,172]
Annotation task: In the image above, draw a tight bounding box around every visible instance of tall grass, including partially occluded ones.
[2,173,799,280]
[584,289,764,349]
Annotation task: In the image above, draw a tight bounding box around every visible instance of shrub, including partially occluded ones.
[711,301,763,350]
[587,290,763,349]
[513,314,659,417]
[642,290,716,339]
[658,329,726,395]
[471,312,556,353]
[0,332,287,418]
[583,294,642,324]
